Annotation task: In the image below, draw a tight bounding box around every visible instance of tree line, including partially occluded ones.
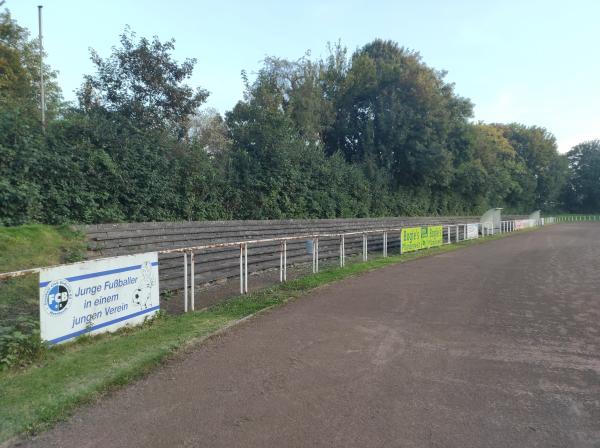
[1,9,598,226]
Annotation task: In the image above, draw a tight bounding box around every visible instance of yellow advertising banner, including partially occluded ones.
[428,225,443,248]
[421,226,430,248]
[401,225,443,253]
[401,227,422,253]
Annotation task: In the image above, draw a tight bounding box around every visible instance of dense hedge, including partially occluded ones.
[1,10,594,226]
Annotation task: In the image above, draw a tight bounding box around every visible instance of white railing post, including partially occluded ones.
[283,240,287,281]
[244,243,248,294]
[363,233,368,262]
[400,229,403,254]
[183,252,188,313]
[316,238,319,273]
[279,241,284,283]
[312,238,316,273]
[190,251,195,311]
[239,244,244,294]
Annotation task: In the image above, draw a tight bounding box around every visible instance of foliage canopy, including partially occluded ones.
[0,9,595,226]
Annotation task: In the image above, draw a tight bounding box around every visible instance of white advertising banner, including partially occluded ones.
[466,223,479,240]
[39,252,160,345]
[514,219,535,230]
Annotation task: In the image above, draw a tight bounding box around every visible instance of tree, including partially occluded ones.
[28,26,217,224]
[494,123,567,211]
[188,108,231,155]
[77,27,208,139]
[563,140,600,212]
[0,7,62,225]
[452,124,524,212]
[224,56,373,219]
[237,53,336,144]
[325,40,473,190]
[0,14,578,225]
[0,8,62,119]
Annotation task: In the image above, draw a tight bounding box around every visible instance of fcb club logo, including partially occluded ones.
[44,280,73,314]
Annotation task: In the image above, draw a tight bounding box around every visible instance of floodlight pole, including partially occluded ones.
[38,5,46,131]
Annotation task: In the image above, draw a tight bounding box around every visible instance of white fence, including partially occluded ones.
[555,215,599,222]
[0,217,558,314]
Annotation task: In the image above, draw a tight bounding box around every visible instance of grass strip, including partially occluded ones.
[0,225,85,331]
[0,228,537,443]
[0,224,85,273]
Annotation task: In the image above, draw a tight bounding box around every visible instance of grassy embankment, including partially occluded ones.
[0,225,86,368]
[0,225,85,318]
[0,224,539,443]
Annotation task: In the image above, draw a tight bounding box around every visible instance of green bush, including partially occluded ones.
[0,316,45,369]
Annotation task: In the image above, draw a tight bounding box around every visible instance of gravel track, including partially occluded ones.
[17,223,600,448]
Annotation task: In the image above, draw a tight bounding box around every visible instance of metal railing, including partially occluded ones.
[149,217,560,312]
[0,217,561,314]
[555,215,599,222]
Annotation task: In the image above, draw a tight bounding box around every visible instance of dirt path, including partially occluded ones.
[17,223,600,447]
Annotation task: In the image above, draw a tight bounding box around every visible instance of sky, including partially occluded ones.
[6,0,600,152]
